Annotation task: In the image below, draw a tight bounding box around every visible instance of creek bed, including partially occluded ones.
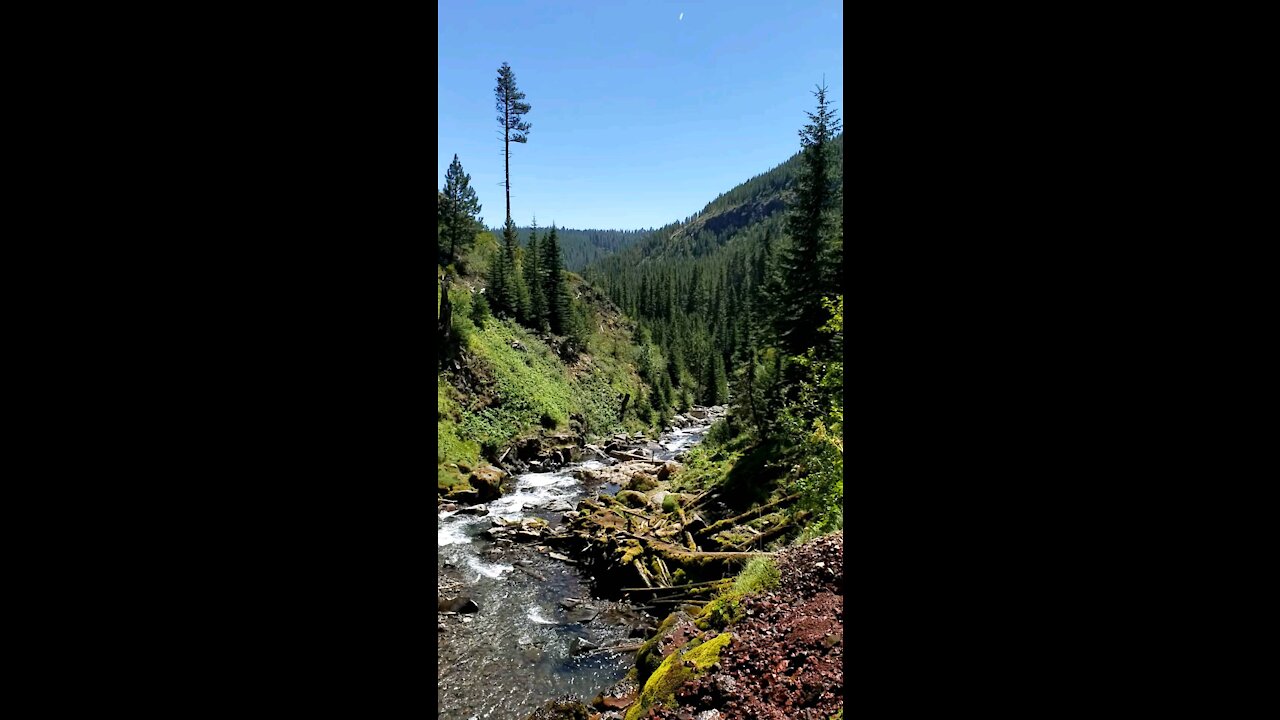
[437,422,710,720]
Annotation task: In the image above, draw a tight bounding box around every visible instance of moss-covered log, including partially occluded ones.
[697,492,801,537]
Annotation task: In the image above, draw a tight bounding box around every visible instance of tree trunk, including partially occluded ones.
[504,95,511,222]
[698,493,801,537]
[619,393,630,420]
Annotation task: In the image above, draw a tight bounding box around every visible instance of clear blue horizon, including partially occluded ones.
[438,0,843,231]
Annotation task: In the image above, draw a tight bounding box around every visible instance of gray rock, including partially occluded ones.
[570,636,599,654]
[438,596,479,613]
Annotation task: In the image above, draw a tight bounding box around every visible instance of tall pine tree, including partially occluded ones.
[774,82,841,355]
[495,62,531,222]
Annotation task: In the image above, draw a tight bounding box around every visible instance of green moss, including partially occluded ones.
[661,494,678,513]
[624,632,732,720]
[695,596,743,631]
[635,612,683,683]
[437,466,469,493]
[690,557,779,632]
[616,540,644,566]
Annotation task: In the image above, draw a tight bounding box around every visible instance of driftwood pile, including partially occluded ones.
[552,456,803,605]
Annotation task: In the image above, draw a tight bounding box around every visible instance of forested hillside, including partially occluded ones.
[582,91,844,534]
[487,226,652,273]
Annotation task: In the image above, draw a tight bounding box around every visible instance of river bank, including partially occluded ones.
[437,409,721,720]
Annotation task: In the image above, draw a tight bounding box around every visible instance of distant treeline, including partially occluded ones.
[485,226,653,273]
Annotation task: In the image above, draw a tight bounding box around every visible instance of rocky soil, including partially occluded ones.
[650,532,844,719]
[520,533,844,720]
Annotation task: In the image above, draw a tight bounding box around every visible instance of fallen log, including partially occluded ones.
[689,485,717,507]
[607,450,663,462]
[684,531,699,552]
[726,511,809,551]
[617,578,731,593]
[585,642,644,657]
[655,557,674,586]
[698,493,802,537]
[514,563,545,581]
[633,559,654,588]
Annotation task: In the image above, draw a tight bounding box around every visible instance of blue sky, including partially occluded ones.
[438,0,843,231]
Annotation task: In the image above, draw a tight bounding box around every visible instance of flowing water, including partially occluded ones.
[437,422,710,720]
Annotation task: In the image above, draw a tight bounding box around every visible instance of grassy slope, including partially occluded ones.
[438,262,657,491]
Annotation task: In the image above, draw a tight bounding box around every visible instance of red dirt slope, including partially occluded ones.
[652,532,844,720]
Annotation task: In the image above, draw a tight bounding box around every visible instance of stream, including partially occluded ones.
[437,421,710,720]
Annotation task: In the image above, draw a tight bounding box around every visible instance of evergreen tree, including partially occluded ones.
[542,224,571,334]
[502,218,528,319]
[734,284,760,429]
[703,352,728,405]
[439,154,482,267]
[495,62,531,222]
[486,237,508,317]
[774,82,841,355]
[524,219,547,330]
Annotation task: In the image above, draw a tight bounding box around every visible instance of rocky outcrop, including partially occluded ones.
[469,465,507,501]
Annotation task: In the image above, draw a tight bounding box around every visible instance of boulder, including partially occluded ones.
[688,408,708,419]
[469,465,507,501]
[649,490,670,509]
[615,490,650,509]
[438,596,479,613]
[625,473,658,492]
[570,636,599,654]
[445,488,481,504]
